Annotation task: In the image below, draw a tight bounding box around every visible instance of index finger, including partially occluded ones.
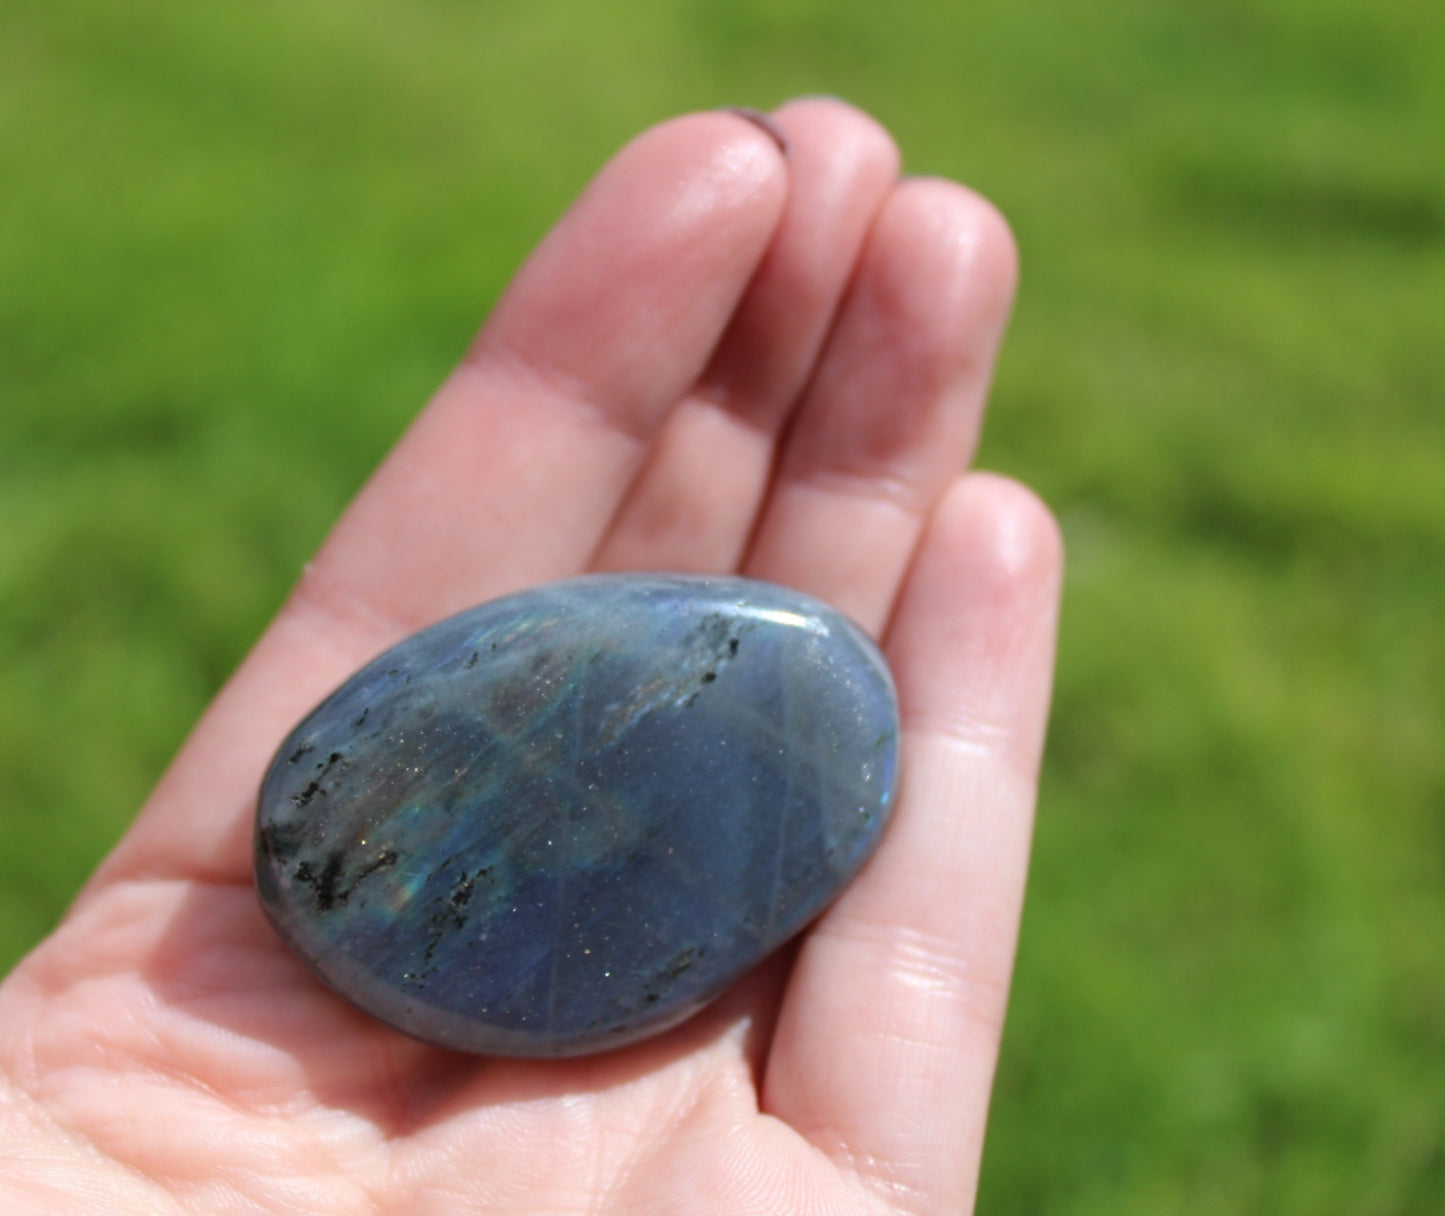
[89,111,787,892]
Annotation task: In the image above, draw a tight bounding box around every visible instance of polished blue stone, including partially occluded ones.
[255,574,899,1057]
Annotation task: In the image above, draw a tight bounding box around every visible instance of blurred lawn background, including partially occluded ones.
[3,0,1442,1210]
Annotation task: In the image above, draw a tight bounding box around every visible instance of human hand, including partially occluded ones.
[0,100,1061,1214]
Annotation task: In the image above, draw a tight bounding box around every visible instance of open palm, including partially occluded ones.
[0,101,1061,1214]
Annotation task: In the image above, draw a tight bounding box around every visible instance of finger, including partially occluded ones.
[592,98,899,573]
[763,474,1063,1216]
[744,180,1018,636]
[90,112,787,890]
[301,109,787,640]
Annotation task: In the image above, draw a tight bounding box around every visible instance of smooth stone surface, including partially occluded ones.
[255,574,899,1057]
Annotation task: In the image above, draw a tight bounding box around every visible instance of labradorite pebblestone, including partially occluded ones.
[255,574,899,1057]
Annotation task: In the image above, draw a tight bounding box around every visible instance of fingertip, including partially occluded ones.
[518,104,790,275]
[646,108,791,209]
[928,471,1064,605]
[887,177,1020,325]
[953,185,1020,300]
[772,96,902,182]
[466,107,789,421]
[718,106,791,155]
[886,472,1063,777]
[507,110,788,277]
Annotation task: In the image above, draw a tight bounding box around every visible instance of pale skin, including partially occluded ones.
[0,100,1062,1214]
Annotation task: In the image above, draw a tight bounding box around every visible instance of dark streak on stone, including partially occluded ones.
[294,852,345,911]
[664,945,701,978]
[354,849,399,884]
[295,847,396,913]
[294,752,346,806]
[314,853,344,911]
[258,822,303,865]
[419,864,495,974]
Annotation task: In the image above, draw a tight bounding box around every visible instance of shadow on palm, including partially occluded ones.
[139,873,785,1138]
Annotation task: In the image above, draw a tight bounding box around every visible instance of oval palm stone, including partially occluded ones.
[255,574,899,1056]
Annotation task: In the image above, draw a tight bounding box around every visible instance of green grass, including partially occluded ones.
[3,0,1442,1209]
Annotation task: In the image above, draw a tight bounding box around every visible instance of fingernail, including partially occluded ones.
[719,106,790,156]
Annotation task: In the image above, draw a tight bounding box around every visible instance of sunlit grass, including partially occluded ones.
[2,0,1442,1209]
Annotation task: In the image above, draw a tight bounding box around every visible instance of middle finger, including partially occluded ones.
[591,98,900,575]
